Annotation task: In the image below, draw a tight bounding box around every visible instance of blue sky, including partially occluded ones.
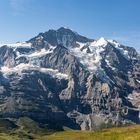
[0,0,140,52]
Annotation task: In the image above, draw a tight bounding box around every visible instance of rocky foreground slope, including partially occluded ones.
[0,27,140,130]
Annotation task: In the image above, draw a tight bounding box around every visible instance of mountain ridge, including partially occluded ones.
[0,27,139,130]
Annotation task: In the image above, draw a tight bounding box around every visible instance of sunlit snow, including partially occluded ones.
[69,39,106,72]
[1,64,68,79]
[0,42,32,48]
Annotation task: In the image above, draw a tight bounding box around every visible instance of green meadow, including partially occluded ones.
[1,124,140,140]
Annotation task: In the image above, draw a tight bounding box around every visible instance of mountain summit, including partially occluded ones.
[0,27,139,130]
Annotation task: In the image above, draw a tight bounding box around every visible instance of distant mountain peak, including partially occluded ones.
[28,27,93,48]
[0,28,139,131]
[92,37,108,47]
[57,26,73,31]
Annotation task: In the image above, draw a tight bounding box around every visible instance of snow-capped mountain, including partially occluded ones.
[0,27,139,130]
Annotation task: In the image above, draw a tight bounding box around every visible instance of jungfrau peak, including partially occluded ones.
[0,27,139,130]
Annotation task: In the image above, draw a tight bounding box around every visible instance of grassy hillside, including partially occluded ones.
[1,121,140,140]
[38,125,140,140]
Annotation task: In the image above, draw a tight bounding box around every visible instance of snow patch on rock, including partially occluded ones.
[0,64,68,79]
[108,40,130,59]
[70,40,106,72]
[0,42,32,48]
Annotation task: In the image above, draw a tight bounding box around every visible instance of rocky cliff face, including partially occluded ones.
[0,27,140,130]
